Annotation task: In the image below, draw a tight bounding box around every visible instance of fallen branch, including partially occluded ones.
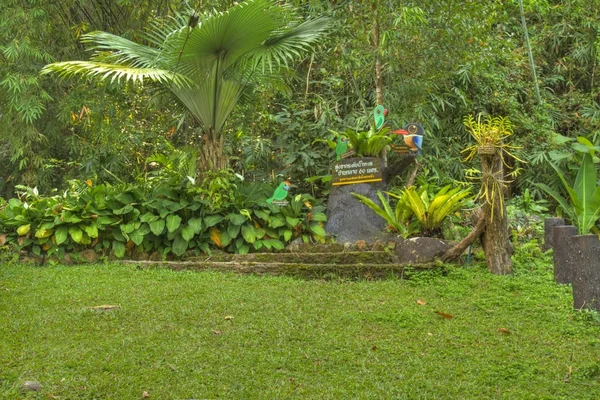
[441,207,487,262]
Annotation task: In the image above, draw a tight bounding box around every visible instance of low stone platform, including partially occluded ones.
[124,249,438,280]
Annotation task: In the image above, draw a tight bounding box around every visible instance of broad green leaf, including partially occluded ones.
[113,204,133,215]
[84,224,99,238]
[283,229,293,242]
[204,215,224,228]
[166,214,182,233]
[149,219,165,236]
[286,216,300,227]
[269,216,286,228]
[172,234,188,256]
[309,224,326,237]
[130,229,145,246]
[121,222,136,234]
[17,224,31,236]
[68,226,83,243]
[140,212,158,223]
[241,224,256,243]
[188,217,203,233]
[55,226,68,245]
[228,213,247,225]
[311,212,327,222]
[35,228,53,239]
[181,225,195,241]
[254,210,270,220]
[221,231,232,247]
[113,240,126,258]
[238,244,250,255]
[227,223,241,239]
[115,193,134,204]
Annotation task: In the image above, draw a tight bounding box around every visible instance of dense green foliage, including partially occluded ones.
[0,170,326,257]
[2,253,600,398]
[2,0,599,197]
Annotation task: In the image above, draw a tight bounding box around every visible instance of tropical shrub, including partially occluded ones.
[0,175,327,260]
[401,185,473,237]
[330,127,392,158]
[352,183,472,238]
[351,191,417,238]
[535,137,600,235]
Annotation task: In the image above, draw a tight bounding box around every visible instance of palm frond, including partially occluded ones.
[82,31,167,69]
[40,61,191,86]
[252,17,331,72]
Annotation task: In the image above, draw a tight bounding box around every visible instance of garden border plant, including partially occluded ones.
[0,174,328,261]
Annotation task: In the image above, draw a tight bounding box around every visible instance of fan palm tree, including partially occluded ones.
[41,0,329,173]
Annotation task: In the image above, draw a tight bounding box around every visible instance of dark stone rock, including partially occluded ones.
[395,237,455,264]
[325,181,387,242]
[552,225,577,284]
[21,381,42,392]
[572,234,600,312]
[133,252,150,261]
[355,240,367,251]
[371,240,385,252]
[343,242,355,252]
[544,217,565,250]
[149,252,163,261]
[79,249,98,263]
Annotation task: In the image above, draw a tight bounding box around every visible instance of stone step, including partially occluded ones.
[185,251,397,265]
[125,259,435,279]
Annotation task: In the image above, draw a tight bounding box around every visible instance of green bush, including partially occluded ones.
[0,176,327,260]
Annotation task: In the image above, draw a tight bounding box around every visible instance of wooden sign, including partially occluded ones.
[332,157,383,186]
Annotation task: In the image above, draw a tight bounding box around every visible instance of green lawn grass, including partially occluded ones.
[2,249,600,399]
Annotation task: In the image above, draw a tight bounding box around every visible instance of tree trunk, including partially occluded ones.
[480,152,512,275]
[197,134,228,174]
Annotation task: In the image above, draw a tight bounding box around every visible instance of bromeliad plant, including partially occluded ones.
[536,137,600,235]
[351,191,417,238]
[352,184,472,238]
[329,127,392,158]
[402,185,473,237]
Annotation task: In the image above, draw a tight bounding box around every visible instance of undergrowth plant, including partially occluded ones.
[0,173,327,259]
[352,184,472,238]
[329,127,392,157]
[535,137,600,235]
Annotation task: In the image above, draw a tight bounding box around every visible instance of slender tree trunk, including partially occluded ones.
[372,2,387,166]
[197,133,228,173]
[480,152,512,275]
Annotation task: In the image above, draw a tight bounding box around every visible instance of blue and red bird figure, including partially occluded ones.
[393,123,424,154]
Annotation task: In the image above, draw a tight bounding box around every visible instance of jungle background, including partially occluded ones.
[1,0,599,206]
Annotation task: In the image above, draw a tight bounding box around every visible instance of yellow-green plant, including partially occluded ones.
[462,114,523,163]
[402,185,473,233]
[351,191,416,238]
[330,127,392,157]
[462,114,524,219]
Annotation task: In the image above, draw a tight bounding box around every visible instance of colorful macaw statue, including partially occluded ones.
[335,137,348,161]
[267,181,291,204]
[374,105,388,130]
[393,123,424,154]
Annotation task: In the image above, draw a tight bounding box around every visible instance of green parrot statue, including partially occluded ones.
[374,105,388,130]
[335,137,348,161]
[267,181,291,204]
